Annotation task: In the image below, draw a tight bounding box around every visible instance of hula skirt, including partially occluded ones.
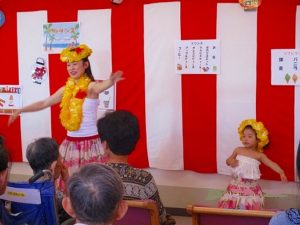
[57,135,108,192]
[218,177,264,210]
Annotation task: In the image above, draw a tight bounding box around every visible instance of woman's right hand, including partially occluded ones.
[8,109,21,126]
[226,158,239,168]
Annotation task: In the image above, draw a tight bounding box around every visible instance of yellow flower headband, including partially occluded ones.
[238,119,269,152]
[60,44,92,62]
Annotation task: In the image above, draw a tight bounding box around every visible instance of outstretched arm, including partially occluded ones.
[89,70,124,95]
[8,86,64,126]
[260,153,287,181]
[226,148,239,168]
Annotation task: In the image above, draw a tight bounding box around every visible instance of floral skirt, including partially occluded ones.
[57,135,108,192]
[218,177,264,210]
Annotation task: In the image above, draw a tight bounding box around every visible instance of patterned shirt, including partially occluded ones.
[107,163,167,225]
[269,208,300,225]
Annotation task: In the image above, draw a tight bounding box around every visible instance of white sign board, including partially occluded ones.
[271,49,300,86]
[175,40,220,74]
[0,85,22,115]
[99,84,115,111]
[0,186,41,204]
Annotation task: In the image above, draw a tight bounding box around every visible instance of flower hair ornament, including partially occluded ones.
[60,44,92,62]
[238,119,269,152]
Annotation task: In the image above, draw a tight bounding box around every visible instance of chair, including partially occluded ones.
[115,199,160,225]
[0,180,59,225]
[186,205,276,225]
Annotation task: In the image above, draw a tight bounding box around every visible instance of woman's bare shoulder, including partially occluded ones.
[234,146,245,154]
[87,81,101,98]
[235,147,258,158]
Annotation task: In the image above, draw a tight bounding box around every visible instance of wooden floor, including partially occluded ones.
[173,216,191,225]
[9,163,300,212]
[148,168,300,210]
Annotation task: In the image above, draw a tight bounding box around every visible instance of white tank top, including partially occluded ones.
[67,98,99,137]
[232,155,261,180]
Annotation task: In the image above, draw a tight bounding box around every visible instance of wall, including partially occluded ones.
[0,0,299,181]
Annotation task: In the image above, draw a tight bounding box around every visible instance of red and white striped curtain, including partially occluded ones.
[1,0,299,181]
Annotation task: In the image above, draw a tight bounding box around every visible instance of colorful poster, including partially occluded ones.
[43,22,80,53]
[175,40,220,74]
[98,84,115,111]
[0,85,22,115]
[271,49,300,86]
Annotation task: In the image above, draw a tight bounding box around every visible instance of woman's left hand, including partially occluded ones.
[110,70,124,83]
[280,172,287,182]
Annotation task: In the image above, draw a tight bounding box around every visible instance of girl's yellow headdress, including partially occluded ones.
[238,119,269,152]
[60,44,92,62]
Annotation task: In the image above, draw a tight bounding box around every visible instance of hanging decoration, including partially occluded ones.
[0,10,5,28]
[111,0,124,4]
[31,57,47,85]
[239,0,262,10]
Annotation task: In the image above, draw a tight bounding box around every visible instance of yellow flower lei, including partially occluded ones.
[60,75,91,131]
[238,119,269,152]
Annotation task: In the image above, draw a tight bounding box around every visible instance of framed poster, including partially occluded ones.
[271,49,300,86]
[43,22,80,53]
[98,85,115,111]
[0,85,22,115]
[175,40,220,74]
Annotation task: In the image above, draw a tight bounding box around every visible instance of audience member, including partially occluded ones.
[0,136,9,196]
[97,110,176,225]
[268,141,300,225]
[62,163,127,225]
[0,136,10,225]
[26,137,70,223]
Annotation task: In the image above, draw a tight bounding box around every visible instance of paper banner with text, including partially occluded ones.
[271,49,300,86]
[0,85,22,115]
[175,40,220,74]
[43,22,80,53]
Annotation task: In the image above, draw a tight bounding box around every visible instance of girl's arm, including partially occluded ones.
[89,70,124,95]
[226,148,239,167]
[8,86,64,126]
[260,153,287,181]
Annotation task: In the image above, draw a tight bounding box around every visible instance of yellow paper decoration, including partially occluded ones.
[59,75,91,131]
[238,119,269,152]
[60,44,92,63]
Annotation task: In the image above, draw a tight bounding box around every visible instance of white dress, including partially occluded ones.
[67,98,99,137]
[232,155,261,180]
[218,155,264,210]
[57,98,107,196]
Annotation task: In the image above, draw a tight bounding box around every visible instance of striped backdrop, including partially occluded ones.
[0,0,299,181]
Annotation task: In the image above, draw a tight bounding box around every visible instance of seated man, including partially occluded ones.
[97,110,176,225]
[26,137,69,223]
[0,136,9,195]
[62,163,128,225]
[0,136,10,225]
[268,141,300,225]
